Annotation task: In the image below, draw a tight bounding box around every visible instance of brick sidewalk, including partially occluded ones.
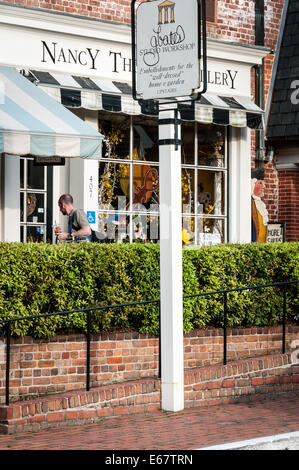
[0,392,298,450]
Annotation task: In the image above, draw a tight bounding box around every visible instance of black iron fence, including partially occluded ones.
[0,280,298,406]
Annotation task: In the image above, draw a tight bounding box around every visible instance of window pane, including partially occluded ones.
[133,116,158,162]
[27,160,45,190]
[99,162,130,211]
[26,193,45,223]
[99,112,130,160]
[182,168,195,213]
[197,124,225,167]
[132,214,159,243]
[20,192,24,222]
[26,225,45,243]
[181,122,195,165]
[197,170,225,215]
[132,163,159,209]
[98,212,129,243]
[197,218,224,245]
[182,216,195,245]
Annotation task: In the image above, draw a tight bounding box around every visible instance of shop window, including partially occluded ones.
[181,123,227,246]
[133,116,159,163]
[197,125,225,167]
[98,115,227,246]
[99,112,130,160]
[20,157,47,242]
[197,170,225,215]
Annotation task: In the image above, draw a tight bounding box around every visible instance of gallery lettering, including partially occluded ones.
[41,41,100,70]
[200,69,239,90]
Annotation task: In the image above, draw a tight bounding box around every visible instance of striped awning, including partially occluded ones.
[0,67,103,159]
[28,70,264,130]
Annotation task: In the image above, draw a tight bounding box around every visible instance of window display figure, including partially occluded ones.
[251,176,269,243]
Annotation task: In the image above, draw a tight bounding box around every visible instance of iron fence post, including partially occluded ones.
[86,310,91,392]
[5,320,11,406]
[223,292,227,365]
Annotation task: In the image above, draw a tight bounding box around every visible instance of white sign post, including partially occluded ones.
[134,0,201,412]
[158,107,184,411]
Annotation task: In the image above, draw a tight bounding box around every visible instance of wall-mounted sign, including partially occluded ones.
[86,211,96,224]
[136,0,199,100]
[0,26,132,81]
[266,222,285,243]
[34,156,65,166]
[1,10,253,96]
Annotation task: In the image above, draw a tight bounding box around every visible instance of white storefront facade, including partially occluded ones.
[0,3,268,244]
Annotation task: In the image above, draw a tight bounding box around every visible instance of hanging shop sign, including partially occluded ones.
[266,222,285,243]
[135,0,200,100]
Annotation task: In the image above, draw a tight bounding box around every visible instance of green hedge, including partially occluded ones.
[0,242,298,338]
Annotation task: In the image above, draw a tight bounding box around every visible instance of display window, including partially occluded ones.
[20,157,47,242]
[98,115,227,245]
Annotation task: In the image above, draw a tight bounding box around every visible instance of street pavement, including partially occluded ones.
[0,391,298,452]
[201,431,299,450]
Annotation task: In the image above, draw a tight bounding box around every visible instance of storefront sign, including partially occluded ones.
[136,0,199,99]
[0,26,132,80]
[34,156,65,166]
[266,222,285,243]
[41,41,101,70]
[0,5,255,95]
[200,68,239,90]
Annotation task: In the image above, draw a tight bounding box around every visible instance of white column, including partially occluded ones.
[2,154,20,242]
[159,107,184,412]
[69,110,99,230]
[229,127,251,243]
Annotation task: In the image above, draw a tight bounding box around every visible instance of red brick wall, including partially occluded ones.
[2,0,283,45]
[1,326,298,404]
[1,352,299,434]
[263,161,279,222]
[185,352,299,408]
[278,170,299,241]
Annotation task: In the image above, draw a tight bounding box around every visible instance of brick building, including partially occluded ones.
[266,0,299,241]
[0,0,295,244]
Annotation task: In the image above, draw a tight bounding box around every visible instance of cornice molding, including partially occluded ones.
[0,2,131,43]
[207,39,271,65]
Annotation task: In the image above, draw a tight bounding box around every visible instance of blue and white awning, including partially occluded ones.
[0,67,103,159]
[28,70,264,130]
